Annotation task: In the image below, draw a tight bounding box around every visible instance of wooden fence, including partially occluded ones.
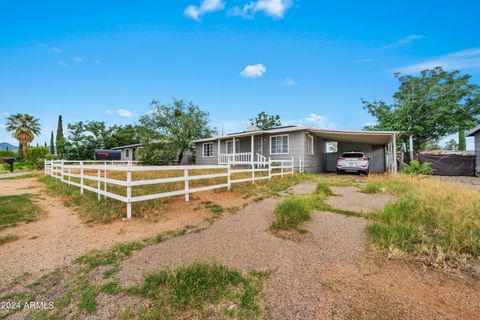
[44,158,298,219]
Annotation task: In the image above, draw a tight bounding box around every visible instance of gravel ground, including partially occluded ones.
[117,182,369,319]
[0,178,246,289]
[429,175,480,191]
[326,186,397,213]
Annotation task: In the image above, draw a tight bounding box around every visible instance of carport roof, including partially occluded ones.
[192,126,401,145]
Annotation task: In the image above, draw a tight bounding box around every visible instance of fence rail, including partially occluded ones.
[45,157,301,219]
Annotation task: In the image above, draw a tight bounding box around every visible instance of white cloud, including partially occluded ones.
[74,57,84,63]
[184,0,225,21]
[284,77,296,85]
[50,47,63,54]
[285,113,334,128]
[230,0,292,19]
[396,48,480,74]
[105,110,113,116]
[116,108,137,118]
[240,64,266,78]
[57,60,67,67]
[381,35,424,50]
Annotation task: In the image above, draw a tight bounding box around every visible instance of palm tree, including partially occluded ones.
[5,114,41,159]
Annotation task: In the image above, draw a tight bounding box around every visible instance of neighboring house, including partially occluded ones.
[467,125,480,176]
[192,125,401,173]
[111,143,142,161]
[110,143,193,164]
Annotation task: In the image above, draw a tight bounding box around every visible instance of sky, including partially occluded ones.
[1,0,480,149]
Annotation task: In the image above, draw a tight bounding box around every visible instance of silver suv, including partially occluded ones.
[336,151,369,174]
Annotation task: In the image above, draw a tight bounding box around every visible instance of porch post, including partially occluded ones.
[217,139,220,164]
[233,137,236,162]
[251,134,254,163]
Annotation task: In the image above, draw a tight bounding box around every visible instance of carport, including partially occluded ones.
[307,129,400,173]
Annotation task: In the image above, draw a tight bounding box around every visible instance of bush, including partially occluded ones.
[45,154,58,160]
[27,147,49,164]
[401,160,433,175]
[0,150,17,160]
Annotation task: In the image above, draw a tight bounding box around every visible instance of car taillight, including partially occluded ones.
[360,157,368,161]
[338,157,345,160]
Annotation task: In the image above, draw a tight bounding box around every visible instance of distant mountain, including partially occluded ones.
[0,142,18,151]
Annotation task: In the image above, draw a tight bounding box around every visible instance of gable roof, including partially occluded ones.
[466,125,480,137]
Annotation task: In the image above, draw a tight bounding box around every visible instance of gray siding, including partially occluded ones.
[475,132,480,176]
[325,142,386,172]
[195,141,219,165]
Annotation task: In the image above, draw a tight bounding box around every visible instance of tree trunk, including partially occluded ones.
[458,128,466,151]
[22,143,28,160]
[178,147,185,164]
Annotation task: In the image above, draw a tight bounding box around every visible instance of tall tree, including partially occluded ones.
[458,129,467,151]
[249,111,281,130]
[139,98,215,164]
[363,67,480,152]
[5,113,41,159]
[50,131,55,154]
[56,115,65,157]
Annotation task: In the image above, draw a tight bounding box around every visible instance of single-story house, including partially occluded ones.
[110,143,193,164]
[192,125,401,173]
[467,125,480,176]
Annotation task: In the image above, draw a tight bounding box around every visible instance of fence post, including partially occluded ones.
[268,157,272,180]
[60,160,64,182]
[184,169,190,201]
[97,169,101,201]
[227,162,231,190]
[252,163,255,184]
[292,156,294,174]
[103,162,107,200]
[281,160,284,177]
[80,161,84,195]
[68,168,71,184]
[126,168,132,219]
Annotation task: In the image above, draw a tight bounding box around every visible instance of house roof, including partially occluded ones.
[192,126,401,145]
[466,125,480,137]
[111,143,143,150]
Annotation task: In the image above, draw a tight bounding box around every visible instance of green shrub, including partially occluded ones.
[401,160,433,175]
[0,150,17,160]
[271,197,311,230]
[27,147,48,164]
[45,154,58,160]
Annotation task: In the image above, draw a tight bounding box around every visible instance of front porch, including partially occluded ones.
[216,134,267,165]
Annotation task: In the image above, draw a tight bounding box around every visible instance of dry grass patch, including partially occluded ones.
[364,174,480,269]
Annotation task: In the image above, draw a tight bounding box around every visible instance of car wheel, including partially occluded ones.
[336,169,342,175]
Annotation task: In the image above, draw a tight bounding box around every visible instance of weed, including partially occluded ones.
[0,194,41,230]
[360,183,383,194]
[101,281,121,295]
[0,234,19,245]
[78,281,97,314]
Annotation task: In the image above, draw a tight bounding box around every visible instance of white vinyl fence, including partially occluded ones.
[45,158,301,219]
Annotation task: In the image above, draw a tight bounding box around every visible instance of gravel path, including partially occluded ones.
[326,186,397,213]
[117,182,369,319]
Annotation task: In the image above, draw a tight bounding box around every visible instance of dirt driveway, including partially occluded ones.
[0,177,247,289]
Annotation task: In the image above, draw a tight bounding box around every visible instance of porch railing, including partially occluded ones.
[218,152,252,164]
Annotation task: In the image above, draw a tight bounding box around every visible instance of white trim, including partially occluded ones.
[307,134,314,155]
[202,142,214,157]
[226,139,240,154]
[270,134,289,155]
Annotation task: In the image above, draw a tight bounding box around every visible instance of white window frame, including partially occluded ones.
[226,140,240,154]
[125,148,130,158]
[203,142,214,157]
[270,134,289,155]
[307,135,314,155]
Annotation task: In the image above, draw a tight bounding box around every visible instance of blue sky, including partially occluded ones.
[1,0,480,149]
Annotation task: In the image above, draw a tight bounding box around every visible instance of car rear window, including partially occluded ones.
[341,153,364,158]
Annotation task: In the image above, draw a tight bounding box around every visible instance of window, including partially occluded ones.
[125,149,130,158]
[326,141,338,153]
[226,140,240,154]
[307,135,314,155]
[270,135,289,154]
[203,142,213,157]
